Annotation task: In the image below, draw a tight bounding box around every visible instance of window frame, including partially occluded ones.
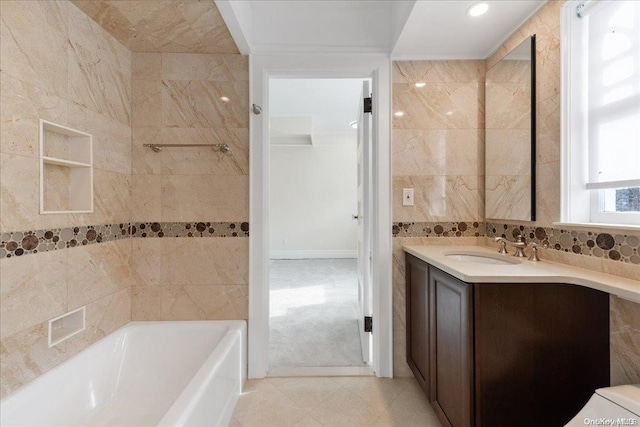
[560,0,640,228]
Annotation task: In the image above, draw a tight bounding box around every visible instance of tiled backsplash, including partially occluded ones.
[486,222,640,265]
[392,221,484,238]
[0,222,249,259]
[392,220,640,265]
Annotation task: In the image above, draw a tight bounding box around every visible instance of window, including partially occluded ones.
[562,0,640,227]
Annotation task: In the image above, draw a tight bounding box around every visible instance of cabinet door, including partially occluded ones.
[430,267,473,427]
[405,254,430,397]
[474,283,610,427]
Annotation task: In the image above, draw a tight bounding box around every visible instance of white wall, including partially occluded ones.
[270,139,358,258]
[269,79,363,133]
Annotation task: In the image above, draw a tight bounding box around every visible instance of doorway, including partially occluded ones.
[248,54,392,379]
[267,78,371,373]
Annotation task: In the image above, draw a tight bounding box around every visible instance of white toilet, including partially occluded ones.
[565,385,640,426]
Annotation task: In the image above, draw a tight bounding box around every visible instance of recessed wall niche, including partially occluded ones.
[39,119,93,214]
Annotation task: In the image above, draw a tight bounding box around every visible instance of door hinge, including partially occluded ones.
[363,97,372,114]
[364,316,372,333]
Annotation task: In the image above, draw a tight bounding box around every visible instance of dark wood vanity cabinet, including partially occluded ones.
[406,255,431,391]
[428,266,474,427]
[405,253,610,427]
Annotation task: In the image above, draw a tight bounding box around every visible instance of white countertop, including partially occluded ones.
[403,245,640,304]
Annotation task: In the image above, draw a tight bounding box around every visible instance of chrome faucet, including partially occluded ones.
[528,242,540,262]
[494,236,527,258]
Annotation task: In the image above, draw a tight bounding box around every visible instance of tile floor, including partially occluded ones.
[230,376,443,427]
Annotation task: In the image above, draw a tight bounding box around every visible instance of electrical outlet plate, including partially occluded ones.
[403,188,414,206]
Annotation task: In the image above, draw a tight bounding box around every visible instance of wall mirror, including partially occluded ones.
[485,35,536,221]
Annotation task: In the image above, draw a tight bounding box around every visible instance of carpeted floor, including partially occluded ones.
[269,259,367,368]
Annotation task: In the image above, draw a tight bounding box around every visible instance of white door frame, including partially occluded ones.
[356,80,373,365]
[248,53,393,379]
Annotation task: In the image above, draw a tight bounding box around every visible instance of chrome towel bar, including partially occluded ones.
[143,143,231,153]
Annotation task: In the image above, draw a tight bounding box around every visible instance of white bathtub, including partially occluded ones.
[0,321,247,427]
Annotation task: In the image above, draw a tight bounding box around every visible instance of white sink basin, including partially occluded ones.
[444,251,522,265]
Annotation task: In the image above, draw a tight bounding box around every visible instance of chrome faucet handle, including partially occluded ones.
[494,236,527,257]
[496,239,508,254]
[528,242,540,262]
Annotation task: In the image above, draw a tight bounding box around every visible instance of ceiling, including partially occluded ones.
[216,0,547,58]
[71,0,238,53]
[71,0,547,59]
[217,1,415,54]
[393,0,546,59]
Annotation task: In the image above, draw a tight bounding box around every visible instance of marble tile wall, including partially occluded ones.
[130,52,249,321]
[1,2,248,398]
[70,0,239,54]
[132,237,248,321]
[611,296,640,386]
[0,1,133,398]
[391,60,486,376]
[392,60,485,224]
[484,0,640,384]
[485,59,533,220]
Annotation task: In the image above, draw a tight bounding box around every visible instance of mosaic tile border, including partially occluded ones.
[6,218,637,264]
[485,222,640,265]
[392,221,485,238]
[0,222,249,259]
[130,221,249,238]
[392,219,640,264]
[0,224,130,259]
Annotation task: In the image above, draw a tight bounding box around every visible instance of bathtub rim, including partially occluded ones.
[157,320,247,426]
[0,319,247,426]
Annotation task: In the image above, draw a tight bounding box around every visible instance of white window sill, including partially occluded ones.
[553,222,640,232]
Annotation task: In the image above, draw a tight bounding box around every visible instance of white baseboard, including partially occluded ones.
[269,250,357,259]
[268,366,373,377]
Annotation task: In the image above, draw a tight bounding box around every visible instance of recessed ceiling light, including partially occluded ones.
[394,111,405,117]
[414,82,426,88]
[467,2,489,17]
[349,121,358,129]
[220,96,230,102]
